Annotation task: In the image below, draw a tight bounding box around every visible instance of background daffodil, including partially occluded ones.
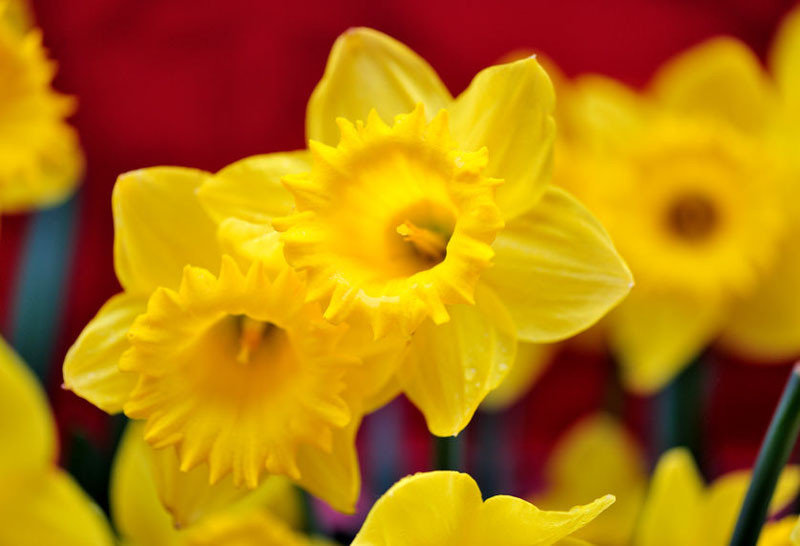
[0,337,113,545]
[63,167,375,513]
[531,414,800,545]
[0,0,82,213]
[199,27,633,437]
[351,470,614,546]
[553,33,793,393]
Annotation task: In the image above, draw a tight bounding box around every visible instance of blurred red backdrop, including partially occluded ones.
[2,0,799,514]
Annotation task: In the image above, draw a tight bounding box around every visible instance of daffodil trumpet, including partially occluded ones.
[731,363,800,546]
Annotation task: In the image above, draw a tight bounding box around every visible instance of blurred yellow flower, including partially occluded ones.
[111,421,329,546]
[0,337,113,545]
[63,168,371,513]
[531,415,800,545]
[199,28,633,437]
[554,34,794,392]
[0,0,82,213]
[352,470,614,546]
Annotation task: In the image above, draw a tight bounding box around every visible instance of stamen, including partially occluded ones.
[397,220,448,263]
[236,317,270,364]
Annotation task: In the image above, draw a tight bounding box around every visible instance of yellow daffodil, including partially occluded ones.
[198,28,633,436]
[531,414,800,545]
[351,470,614,545]
[63,168,371,513]
[0,337,113,545]
[0,0,82,213]
[553,34,794,392]
[481,341,556,411]
[111,421,330,546]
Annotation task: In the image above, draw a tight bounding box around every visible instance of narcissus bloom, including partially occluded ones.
[199,28,633,436]
[0,337,113,545]
[554,34,794,392]
[0,1,83,212]
[111,422,330,546]
[64,168,369,513]
[531,415,800,545]
[351,471,614,545]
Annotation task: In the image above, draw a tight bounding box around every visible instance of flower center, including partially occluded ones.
[235,316,278,365]
[666,192,718,242]
[396,220,449,265]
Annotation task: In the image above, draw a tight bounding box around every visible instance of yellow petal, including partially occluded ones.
[110,423,182,546]
[113,167,220,294]
[401,285,517,436]
[183,508,314,546]
[0,470,113,546]
[0,337,55,480]
[721,228,800,361]
[651,37,772,131]
[352,471,483,545]
[702,466,800,545]
[609,289,724,393]
[449,56,556,219]
[532,414,647,545]
[198,152,309,224]
[483,186,632,344]
[634,448,705,546]
[481,341,556,411]
[474,494,615,546]
[758,516,799,546]
[306,27,452,146]
[771,6,800,107]
[293,413,362,514]
[62,293,144,413]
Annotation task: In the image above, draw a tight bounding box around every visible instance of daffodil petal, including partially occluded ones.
[352,471,483,545]
[450,56,556,219]
[483,186,632,344]
[532,414,647,546]
[0,337,55,479]
[721,233,800,361]
[481,341,555,412]
[702,466,800,545]
[474,494,615,546]
[198,152,309,225]
[306,27,452,146]
[293,414,362,514]
[771,6,800,106]
[402,285,517,437]
[183,509,313,546]
[758,516,800,546]
[63,293,144,413]
[651,37,772,131]
[0,470,113,546]
[634,448,705,546]
[113,167,219,294]
[609,289,724,394]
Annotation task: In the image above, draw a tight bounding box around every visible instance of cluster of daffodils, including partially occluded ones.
[0,0,82,214]
[55,26,633,544]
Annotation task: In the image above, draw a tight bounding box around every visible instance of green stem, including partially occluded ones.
[434,435,463,471]
[730,363,800,546]
[656,353,704,461]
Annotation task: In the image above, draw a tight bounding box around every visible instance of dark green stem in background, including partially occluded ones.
[730,364,800,546]
[655,353,705,462]
[434,434,463,471]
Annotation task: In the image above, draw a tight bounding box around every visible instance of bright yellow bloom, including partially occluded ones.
[554,35,793,392]
[351,470,614,546]
[0,0,82,212]
[199,28,633,436]
[64,168,369,513]
[531,415,800,545]
[0,337,113,545]
[111,421,328,546]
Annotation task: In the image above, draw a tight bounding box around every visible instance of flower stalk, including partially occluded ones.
[730,363,800,546]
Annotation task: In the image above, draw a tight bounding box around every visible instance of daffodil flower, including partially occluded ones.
[198,28,633,436]
[530,414,800,545]
[0,0,83,213]
[63,168,375,513]
[111,421,330,546]
[553,32,795,392]
[351,470,613,545]
[0,337,113,545]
